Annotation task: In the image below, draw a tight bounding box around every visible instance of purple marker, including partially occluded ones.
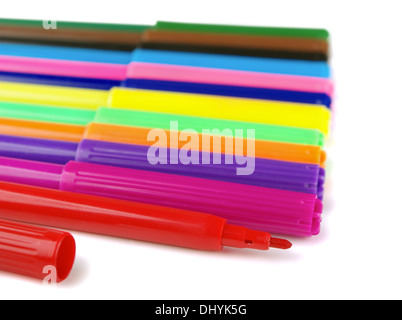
[0,134,324,198]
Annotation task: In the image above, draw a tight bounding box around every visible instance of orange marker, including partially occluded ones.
[0,117,326,166]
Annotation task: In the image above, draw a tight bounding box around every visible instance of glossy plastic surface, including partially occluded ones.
[123,78,331,107]
[0,157,322,236]
[0,55,127,80]
[141,29,328,60]
[0,101,95,126]
[0,101,325,146]
[84,122,326,166]
[132,49,330,78]
[0,83,331,135]
[95,108,325,146]
[109,88,331,135]
[0,43,131,64]
[0,117,85,142]
[77,139,325,197]
[0,81,108,109]
[0,23,144,50]
[0,181,289,250]
[0,218,75,282]
[0,118,326,166]
[0,135,324,197]
[127,62,334,96]
[155,21,330,40]
[0,18,150,32]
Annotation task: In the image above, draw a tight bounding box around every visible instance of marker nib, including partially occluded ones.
[269,237,292,250]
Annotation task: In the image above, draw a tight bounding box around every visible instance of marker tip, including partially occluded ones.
[270,237,292,250]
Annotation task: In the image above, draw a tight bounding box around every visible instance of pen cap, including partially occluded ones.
[95,107,325,146]
[0,135,324,196]
[108,88,331,135]
[154,21,330,40]
[131,49,330,78]
[84,122,326,166]
[141,29,329,54]
[126,62,335,97]
[0,218,75,282]
[60,161,322,236]
[76,139,324,196]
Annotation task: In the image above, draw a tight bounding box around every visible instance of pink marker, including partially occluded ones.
[0,156,322,237]
[0,56,333,96]
[127,62,334,97]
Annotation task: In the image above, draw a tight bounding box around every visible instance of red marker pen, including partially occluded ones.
[0,181,291,252]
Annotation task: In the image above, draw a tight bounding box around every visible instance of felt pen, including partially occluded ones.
[0,82,331,135]
[131,49,330,78]
[0,101,325,146]
[0,43,330,77]
[0,18,151,32]
[0,19,328,60]
[0,157,322,236]
[154,21,330,40]
[0,117,326,166]
[140,29,329,61]
[0,18,329,62]
[0,218,76,282]
[0,134,325,198]
[0,55,332,106]
[0,180,292,250]
[0,23,146,51]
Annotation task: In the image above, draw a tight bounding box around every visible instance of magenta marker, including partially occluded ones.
[0,156,322,237]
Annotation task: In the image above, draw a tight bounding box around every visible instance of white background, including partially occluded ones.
[0,0,401,300]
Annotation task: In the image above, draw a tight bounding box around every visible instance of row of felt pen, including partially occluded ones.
[0,18,332,282]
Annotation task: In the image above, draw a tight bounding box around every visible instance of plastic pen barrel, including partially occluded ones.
[124,62,333,107]
[0,117,326,166]
[154,21,330,40]
[109,88,331,135]
[0,23,147,51]
[0,43,132,64]
[140,29,329,61]
[0,101,325,146]
[0,55,126,90]
[0,82,331,135]
[0,181,290,251]
[126,62,334,96]
[0,218,76,282]
[0,135,325,197]
[122,79,332,107]
[0,18,151,33]
[0,157,322,236]
[0,56,334,98]
[132,49,331,78]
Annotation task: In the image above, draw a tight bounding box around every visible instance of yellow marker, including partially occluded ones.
[0,82,330,135]
[108,88,331,135]
[0,81,108,110]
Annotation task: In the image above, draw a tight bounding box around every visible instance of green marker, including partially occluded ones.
[155,21,329,40]
[0,18,150,32]
[0,101,324,146]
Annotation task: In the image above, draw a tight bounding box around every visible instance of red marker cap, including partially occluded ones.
[0,218,76,282]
